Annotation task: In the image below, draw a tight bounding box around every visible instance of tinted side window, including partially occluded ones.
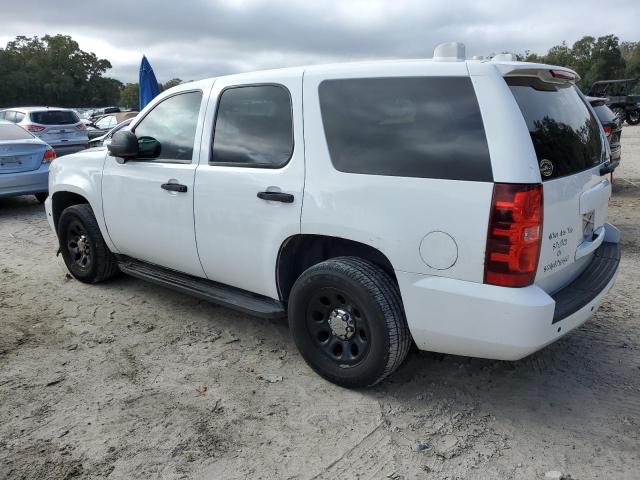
[318,77,492,181]
[134,91,203,163]
[4,111,17,123]
[211,85,293,167]
[507,78,604,181]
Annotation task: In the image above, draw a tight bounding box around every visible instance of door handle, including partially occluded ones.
[161,183,188,193]
[257,191,294,203]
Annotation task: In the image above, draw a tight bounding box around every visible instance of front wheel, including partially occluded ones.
[58,204,119,283]
[34,192,48,204]
[288,257,411,388]
[627,109,640,125]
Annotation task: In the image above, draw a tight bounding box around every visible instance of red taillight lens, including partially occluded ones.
[550,69,576,80]
[75,122,86,131]
[484,183,543,287]
[24,124,45,133]
[42,148,57,163]
[603,125,612,137]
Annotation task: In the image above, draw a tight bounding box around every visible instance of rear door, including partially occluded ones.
[193,71,304,299]
[506,77,610,293]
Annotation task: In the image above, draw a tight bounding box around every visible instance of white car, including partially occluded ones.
[45,43,621,388]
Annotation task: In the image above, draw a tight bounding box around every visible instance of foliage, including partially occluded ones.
[0,35,122,108]
[517,35,639,91]
[119,83,139,109]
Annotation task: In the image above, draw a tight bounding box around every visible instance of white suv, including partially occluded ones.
[45,43,621,388]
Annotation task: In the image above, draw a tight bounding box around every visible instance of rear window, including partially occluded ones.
[507,78,604,181]
[0,123,33,141]
[29,110,79,125]
[318,77,492,182]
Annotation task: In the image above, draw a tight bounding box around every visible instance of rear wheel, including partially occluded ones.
[58,204,119,283]
[34,192,48,204]
[288,257,411,388]
[627,109,640,125]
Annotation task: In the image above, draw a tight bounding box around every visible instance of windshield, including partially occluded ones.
[507,78,604,181]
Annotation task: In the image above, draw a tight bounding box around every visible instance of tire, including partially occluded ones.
[34,192,48,204]
[627,110,640,126]
[288,257,411,388]
[57,204,119,283]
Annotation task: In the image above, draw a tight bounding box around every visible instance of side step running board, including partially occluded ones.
[117,256,286,319]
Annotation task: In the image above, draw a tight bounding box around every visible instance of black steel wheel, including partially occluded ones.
[58,204,119,283]
[65,219,93,273]
[306,287,371,366]
[289,257,411,388]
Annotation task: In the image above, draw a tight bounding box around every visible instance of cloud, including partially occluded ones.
[1,0,639,83]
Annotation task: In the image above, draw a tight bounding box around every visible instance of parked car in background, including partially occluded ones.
[88,106,121,120]
[588,96,622,167]
[0,107,88,157]
[588,78,640,125]
[86,112,138,140]
[88,118,133,148]
[46,44,621,387]
[0,120,56,203]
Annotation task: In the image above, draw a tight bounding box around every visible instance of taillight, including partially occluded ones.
[24,124,45,133]
[603,125,612,137]
[75,122,86,131]
[549,69,576,80]
[42,148,57,163]
[484,183,543,287]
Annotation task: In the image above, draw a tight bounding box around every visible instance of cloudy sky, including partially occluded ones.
[2,0,639,84]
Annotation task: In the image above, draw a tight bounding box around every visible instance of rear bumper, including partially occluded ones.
[50,143,87,157]
[0,164,49,198]
[398,231,620,360]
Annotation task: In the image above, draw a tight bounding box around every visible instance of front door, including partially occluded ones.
[193,71,304,299]
[102,89,208,277]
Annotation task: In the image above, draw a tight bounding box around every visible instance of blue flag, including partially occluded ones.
[139,55,160,110]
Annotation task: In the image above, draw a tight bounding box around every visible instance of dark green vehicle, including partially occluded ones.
[588,77,640,125]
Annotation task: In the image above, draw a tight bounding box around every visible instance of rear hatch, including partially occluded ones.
[0,124,47,174]
[506,73,610,294]
[28,110,87,146]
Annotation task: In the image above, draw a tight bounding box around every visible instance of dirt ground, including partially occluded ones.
[1,127,639,480]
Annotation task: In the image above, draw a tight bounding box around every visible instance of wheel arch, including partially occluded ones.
[276,234,397,301]
[51,190,90,233]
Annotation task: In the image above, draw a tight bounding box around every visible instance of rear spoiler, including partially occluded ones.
[502,67,580,85]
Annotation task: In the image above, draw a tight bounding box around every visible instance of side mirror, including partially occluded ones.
[108,130,139,162]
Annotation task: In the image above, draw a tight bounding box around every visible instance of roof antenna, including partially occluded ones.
[433,42,466,62]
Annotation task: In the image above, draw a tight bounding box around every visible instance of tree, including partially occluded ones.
[0,35,121,107]
[581,35,626,87]
[119,83,139,109]
[621,41,640,81]
[161,78,183,91]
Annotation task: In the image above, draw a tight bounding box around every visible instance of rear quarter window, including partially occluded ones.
[507,78,604,181]
[318,77,492,182]
[29,110,79,125]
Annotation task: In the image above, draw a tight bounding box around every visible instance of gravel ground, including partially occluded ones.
[1,126,639,480]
